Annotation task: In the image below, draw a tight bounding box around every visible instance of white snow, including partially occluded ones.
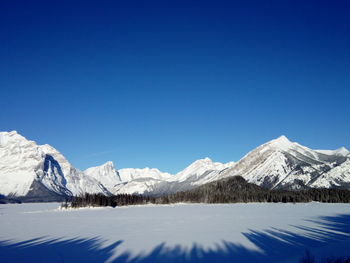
[0,131,107,196]
[84,161,122,193]
[218,135,350,189]
[111,158,235,195]
[0,203,350,263]
[1,131,350,197]
[311,159,350,188]
[315,147,350,157]
[171,157,235,182]
[0,131,46,196]
[118,167,172,182]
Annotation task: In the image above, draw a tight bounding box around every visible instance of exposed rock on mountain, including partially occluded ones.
[0,131,349,201]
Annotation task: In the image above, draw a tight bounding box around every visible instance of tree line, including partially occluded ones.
[64,176,350,208]
[63,193,154,208]
[156,176,350,204]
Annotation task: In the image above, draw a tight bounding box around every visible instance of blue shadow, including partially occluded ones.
[1,214,350,263]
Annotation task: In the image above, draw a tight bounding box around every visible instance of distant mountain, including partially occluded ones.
[72,176,350,208]
[0,131,108,201]
[310,159,350,189]
[155,175,350,204]
[114,167,173,195]
[218,136,349,190]
[0,131,349,201]
[84,161,122,193]
[118,167,172,182]
[115,158,235,196]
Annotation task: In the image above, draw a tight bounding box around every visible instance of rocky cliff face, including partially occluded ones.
[0,131,108,200]
[1,131,349,201]
[218,136,349,190]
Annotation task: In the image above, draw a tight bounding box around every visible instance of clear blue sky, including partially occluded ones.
[1,0,349,173]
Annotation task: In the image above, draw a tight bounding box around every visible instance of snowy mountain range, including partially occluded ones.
[0,131,349,201]
[219,136,349,190]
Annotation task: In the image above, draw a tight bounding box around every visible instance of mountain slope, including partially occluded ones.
[84,161,122,193]
[219,136,349,190]
[0,131,108,200]
[155,175,350,204]
[118,167,172,182]
[1,131,349,201]
[310,159,350,189]
[114,158,235,195]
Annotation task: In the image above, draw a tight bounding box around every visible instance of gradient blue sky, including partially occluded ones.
[1,0,349,173]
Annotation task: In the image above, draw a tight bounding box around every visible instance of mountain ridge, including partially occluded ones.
[0,130,349,201]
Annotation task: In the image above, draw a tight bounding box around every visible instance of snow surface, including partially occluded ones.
[1,203,350,263]
[0,131,46,195]
[0,131,108,196]
[84,161,122,192]
[315,147,350,157]
[0,131,237,197]
[1,130,350,197]
[171,157,235,182]
[114,158,236,195]
[118,167,172,182]
[311,159,350,188]
[219,135,350,190]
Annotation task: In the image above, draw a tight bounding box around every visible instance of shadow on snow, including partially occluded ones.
[1,214,350,263]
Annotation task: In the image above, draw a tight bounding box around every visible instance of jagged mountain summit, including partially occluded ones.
[115,158,235,196]
[0,131,349,201]
[0,131,236,200]
[219,135,350,190]
[0,131,109,201]
[84,161,122,193]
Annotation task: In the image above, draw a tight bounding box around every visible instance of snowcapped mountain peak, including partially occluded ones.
[178,158,213,173]
[174,157,234,181]
[0,130,109,197]
[118,167,172,182]
[84,161,118,178]
[0,130,18,136]
[0,130,30,147]
[335,147,349,156]
[192,157,213,165]
[262,135,316,156]
[276,135,290,142]
[100,161,115,169]
[268,135,294,149]
[315,147,350,157]
[1,130,350,199]
[220,135,350,190]
[84,161,121,192]
[0,130,22,138]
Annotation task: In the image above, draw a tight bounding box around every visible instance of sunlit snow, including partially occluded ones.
[1,202,350,263]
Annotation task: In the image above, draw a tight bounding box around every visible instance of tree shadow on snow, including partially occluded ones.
[1,214,350,263]
[0,236,123,263]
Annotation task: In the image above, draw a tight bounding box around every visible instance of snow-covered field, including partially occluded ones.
[1,203,350,263]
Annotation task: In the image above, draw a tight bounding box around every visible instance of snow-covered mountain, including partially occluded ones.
[115,158,235,195]
[118,167,172,182]
[218,136,350,190]
[0,131,109,200]
[170,157,235,183]
[315,147,349,157]
[309,159,350,189]
[111,168,172,195]
[0,131,349,200]
[84,161,122,193]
